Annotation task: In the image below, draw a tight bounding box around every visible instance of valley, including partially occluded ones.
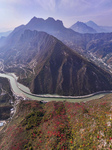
[1,24,112,96]
[0,17,112,116]
[0,16,112,150]
[0,72,108,102]
[0,0,112,148]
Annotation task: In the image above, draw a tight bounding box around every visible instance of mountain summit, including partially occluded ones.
[0,17,112,96]
[26,17,65,34]
[86,21,105,33]
[86,21,112,33]
[1,28,112,96]
[70,21,96,33]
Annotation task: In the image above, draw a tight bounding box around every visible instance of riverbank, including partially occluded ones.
[9,73,112,99]
[0,72,112,102]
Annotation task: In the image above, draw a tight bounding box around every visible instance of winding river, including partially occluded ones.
[0,73,112,102]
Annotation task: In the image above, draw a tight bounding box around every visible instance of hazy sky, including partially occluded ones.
[0,0,112,32]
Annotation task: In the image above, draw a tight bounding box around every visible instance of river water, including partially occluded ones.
[0,73,111,102]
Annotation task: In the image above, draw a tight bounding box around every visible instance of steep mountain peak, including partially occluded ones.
[87,20,96,24]
[27,16,63,26]
[70,21,96,33]
[46,17,55,22]
[28,17,44,25]
[46,17,64,27]
[75,21,89,27]
[84,21,112,33]
[31,16,37,21]
[25,16,65,34]
[2,16,70,49]
[76,21,84,24]
[31,16,37,20]
[86,21,106,33]
[86,21,99,28]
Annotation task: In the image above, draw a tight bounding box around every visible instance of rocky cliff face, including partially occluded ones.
[29,35,112,96]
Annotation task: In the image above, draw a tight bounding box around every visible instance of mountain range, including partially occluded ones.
[24,17,112,62]
[2,17,112,60]
[70,21,97,34]
[0,17,112,96]
[71,20,112,33]
[1,17,112,150]
[86,21,112,33]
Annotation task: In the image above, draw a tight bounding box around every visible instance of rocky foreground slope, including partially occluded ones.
[0,94,112,150]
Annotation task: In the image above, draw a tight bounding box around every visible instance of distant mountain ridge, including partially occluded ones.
[86,21,112,33]
[70,20,112,33]
[0,17,112,95]
[1,17,77,48]
[1,17,112,68]
[1,28,112,96]
[70,21,97,33]
[26,17,64,33]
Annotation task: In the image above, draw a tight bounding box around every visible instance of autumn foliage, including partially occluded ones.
[0,94,112,150]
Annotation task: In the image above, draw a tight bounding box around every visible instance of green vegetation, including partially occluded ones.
[0,94,112,149]
[22,110,44,130]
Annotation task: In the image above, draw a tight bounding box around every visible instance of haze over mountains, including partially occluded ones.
[0,17,112,96]
[1,0,112,148]
[0,31,11,38]
[86,21,112,33]
[71,20,112,33]
[2,17,112,60]
[70,21,97,34]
